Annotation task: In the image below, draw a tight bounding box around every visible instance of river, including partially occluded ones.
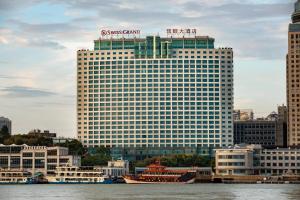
[0,184,299,200]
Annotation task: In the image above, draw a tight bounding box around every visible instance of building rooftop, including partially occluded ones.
[92,35,216,55]
[262,147,300,152]
[0,117,11,121]
[215,144,262,150]
[77,34,234,60]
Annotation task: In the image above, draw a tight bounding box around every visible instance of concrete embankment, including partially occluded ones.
[195,175,300,184]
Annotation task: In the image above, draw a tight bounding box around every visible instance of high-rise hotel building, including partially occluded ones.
[287,0,300,147]
[77,31,234,149]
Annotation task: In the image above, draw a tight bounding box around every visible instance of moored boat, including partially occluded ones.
[47,166,113,184]
[124,162,196,184]
[0,169,31,184]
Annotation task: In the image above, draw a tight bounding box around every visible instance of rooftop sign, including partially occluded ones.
[167,28,197,37]
[100,29,141,38]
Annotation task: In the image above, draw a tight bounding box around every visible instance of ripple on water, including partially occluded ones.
[0,184,298,200]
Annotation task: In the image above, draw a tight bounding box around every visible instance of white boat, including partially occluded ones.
[0,169,31,184]
[47,166,113,184]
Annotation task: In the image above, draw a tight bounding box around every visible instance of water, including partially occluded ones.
[0,184,299,200]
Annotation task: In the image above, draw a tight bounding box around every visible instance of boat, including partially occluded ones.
[124,162,196,184]
[27,172,48,184]
[0,169,31,184]
[47,166,113,184]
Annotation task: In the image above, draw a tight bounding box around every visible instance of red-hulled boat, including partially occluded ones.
[124,162,196,184]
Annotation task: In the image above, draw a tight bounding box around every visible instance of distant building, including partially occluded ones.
[215,144,300,176]
[234,106,288,148]
[233,109,254,121]
[0,144,80,176]
[27,131,77,145]
[276,105,288,148]
[287,0,300,147]
[0,117,12,135]
[234,120,276,148]
[265,111,278,121]
[27,129,57,138]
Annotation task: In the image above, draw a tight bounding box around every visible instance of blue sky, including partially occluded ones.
[0,0,295,137]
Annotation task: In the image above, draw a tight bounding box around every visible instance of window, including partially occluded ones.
[0,156,8,168]
[22,153,33,157]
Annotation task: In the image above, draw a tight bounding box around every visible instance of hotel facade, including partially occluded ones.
[77,30,234,149]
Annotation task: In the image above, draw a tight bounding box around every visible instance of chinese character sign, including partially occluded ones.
[166,28,197,37]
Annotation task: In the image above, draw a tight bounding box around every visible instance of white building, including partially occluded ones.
[215,144,261,175]
[0,117,11,135]
[52,137,76,144]
[0,145,80,176]
[260,148,300,175]
[215,144,300,176]
[77,31,234,149]
[99,160,129,177]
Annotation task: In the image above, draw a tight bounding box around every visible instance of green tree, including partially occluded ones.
[3,135,53,146]
[81,147,111,166]
[81,154,111,166]
[134,154,212,168]
[135,157,156,167]
[57,140,85,156]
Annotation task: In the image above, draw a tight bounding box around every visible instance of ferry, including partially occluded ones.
[0,169,31,184]
[124,162,196,184]
[47,166,113,184]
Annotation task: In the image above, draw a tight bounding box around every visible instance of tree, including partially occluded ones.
[134,154,212,168]
[57,140,85,156]
[81,154,111,166]
[81,147,111,166]
[3,135,53,146]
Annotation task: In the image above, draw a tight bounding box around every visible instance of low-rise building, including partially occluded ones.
[215,144,300,176]
[0,144,80,176]
[100,160,129,177]
[215,144,261,175]
[27,129,57,138]
[260,148,300,176]
[52,137,76,144]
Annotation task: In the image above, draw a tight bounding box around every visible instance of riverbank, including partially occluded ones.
[196,174,300,184]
